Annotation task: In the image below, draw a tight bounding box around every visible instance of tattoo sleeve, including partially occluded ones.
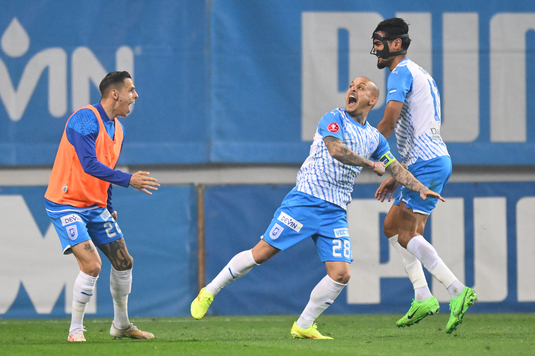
[323,136,372,168]
[97,238,133,270]
[386,160,426,193]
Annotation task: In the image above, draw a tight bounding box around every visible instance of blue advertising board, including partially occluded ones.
[0,0,210,165]
[210,0,535,165]
[1,1,534,166]
[2,181,534,318]
[202,182,535,316]
[0,185,198,318]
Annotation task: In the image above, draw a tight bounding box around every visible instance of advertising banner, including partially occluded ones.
[0,185,198,318]
[1,1,534,165]
[203,182,535,316]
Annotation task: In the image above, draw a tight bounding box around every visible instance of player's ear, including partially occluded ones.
[394,38,403,50]
[369,97,378,107]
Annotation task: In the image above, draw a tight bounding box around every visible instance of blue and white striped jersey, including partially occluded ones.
[296,108,390,209]
[386,58,449,167]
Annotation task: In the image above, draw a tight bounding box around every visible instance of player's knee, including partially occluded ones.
[113,255,134,271]
[329,269,351,284]
[83,261,102,277]
[339,272,351,284]
[383,220,397,238]
[397,233,413,248]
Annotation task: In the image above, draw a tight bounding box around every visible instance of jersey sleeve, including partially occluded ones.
[66,109,131,188]
[371,133,391,160]
[386,64,413,104]
[371,132,397,168]
[317,110,344,140]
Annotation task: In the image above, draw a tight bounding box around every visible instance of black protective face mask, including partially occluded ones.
[370,32,410,59]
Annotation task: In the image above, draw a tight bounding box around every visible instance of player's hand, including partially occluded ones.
[111,211,118,220]
[372,161,385,176]
[419,188,446,202]
[375,176,399,202]
[129,171,160,195]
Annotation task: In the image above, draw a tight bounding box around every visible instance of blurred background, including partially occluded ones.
[0,0,534,319]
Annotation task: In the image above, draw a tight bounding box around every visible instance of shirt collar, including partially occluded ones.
[94,102,111,123]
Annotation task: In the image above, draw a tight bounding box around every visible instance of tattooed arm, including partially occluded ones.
[324,136,385,176]
[385,160,445,201]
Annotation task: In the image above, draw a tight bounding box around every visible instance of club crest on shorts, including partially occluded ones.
[269,223,284,240]
[66,225,78,241]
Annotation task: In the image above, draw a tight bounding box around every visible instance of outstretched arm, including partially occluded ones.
[324,136,385,175]
[385,160,445,201]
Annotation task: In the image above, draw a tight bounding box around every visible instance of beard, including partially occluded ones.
[376,59,387,69]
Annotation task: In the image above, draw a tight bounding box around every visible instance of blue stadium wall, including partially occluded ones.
[1,0,534,166]
[1,1,535,318]
[1,182,535,318]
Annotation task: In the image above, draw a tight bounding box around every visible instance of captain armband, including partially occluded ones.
[379,151,396,168]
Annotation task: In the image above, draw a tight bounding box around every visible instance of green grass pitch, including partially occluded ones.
[1,313,534,355]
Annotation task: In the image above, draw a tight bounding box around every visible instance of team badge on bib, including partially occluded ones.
[327,123,340,133]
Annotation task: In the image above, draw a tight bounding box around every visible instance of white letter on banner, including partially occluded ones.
[471,197,508,302]
[430,198,466,302]
[346,199,405,304]
[301,12,384,141]
[0,18,67,121]
[441,13,479,142]
[0,196,96,314]
[490,14,534,142]
[0,49,67,121]
[71,46,134,111]
[516,197,535,302]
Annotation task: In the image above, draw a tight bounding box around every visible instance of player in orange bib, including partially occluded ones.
[44,71,160,342]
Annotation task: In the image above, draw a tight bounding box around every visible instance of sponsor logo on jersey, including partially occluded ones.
[277,212,303,232]
[66,225,78,240]
[429,121,441,139]
[269,223,284,240]
[61,214,82,226]
[327,122,340,133]
[334,228,349,238]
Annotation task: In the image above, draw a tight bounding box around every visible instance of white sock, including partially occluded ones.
[447,280,466,298]
[389,235,431,301]
[206,250,259,296]
[110,266,132,330]
[296,275,346,329]
[70,271,98,332]
[406,235,464,298]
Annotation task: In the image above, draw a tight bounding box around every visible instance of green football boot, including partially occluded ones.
[396,296,440,327]
[446,287,478,333]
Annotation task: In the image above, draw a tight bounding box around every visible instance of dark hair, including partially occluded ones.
[99,71,132,96]
[373,18,411,50]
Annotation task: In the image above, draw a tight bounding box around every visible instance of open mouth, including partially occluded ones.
[348,95,357,105]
